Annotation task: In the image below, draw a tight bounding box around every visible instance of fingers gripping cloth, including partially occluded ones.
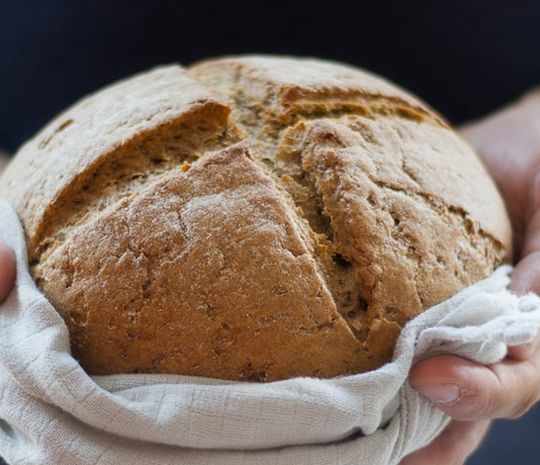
[1,199,539,465]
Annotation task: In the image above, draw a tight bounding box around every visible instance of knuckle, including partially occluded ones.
[508,390,538,419]
[497,359,540,419]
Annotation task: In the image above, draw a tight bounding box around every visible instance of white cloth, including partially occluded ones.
[1,199,540,465]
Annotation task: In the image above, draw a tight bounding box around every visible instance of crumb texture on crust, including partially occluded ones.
[0,56,512,381]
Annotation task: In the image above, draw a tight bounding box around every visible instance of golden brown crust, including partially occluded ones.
[187,55,447,127]
[38,142,369,380]
[0,56,513,381]
[0,65,232,262]
[271,116,510,370]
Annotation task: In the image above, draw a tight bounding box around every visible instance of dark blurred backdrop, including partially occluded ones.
[1,0,540,152]
[1,1,540,464]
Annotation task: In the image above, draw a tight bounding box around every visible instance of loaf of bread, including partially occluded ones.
[0,56,512,381]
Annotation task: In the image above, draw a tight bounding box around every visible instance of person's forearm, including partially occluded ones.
[459,87,540,264]
[461,86,540,184]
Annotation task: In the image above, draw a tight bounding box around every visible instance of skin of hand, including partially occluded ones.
[0,154,15,303]
[0,153,15,303]
[0,244,15,304]
[400,89,540,465]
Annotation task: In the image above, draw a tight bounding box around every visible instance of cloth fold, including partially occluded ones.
[1,198,539,465]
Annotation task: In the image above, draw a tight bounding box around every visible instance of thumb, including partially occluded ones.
[0,244,15,303]
[409,352,540,421]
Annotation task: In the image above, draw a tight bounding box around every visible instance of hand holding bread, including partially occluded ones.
[401,88,540,465]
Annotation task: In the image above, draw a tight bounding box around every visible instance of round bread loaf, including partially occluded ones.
[0,56,512,381]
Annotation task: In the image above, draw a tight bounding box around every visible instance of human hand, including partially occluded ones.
[400,89,540,465]
[0,243,15,303]
[0,151,15,302]
[399,336,540,465]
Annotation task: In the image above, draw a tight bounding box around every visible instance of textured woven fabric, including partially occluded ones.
[1,199,539,465]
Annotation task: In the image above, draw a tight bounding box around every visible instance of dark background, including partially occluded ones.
[2,0,540,153]
[1,1,540,464]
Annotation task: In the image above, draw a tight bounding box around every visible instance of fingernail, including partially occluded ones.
[417,384,460,405]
